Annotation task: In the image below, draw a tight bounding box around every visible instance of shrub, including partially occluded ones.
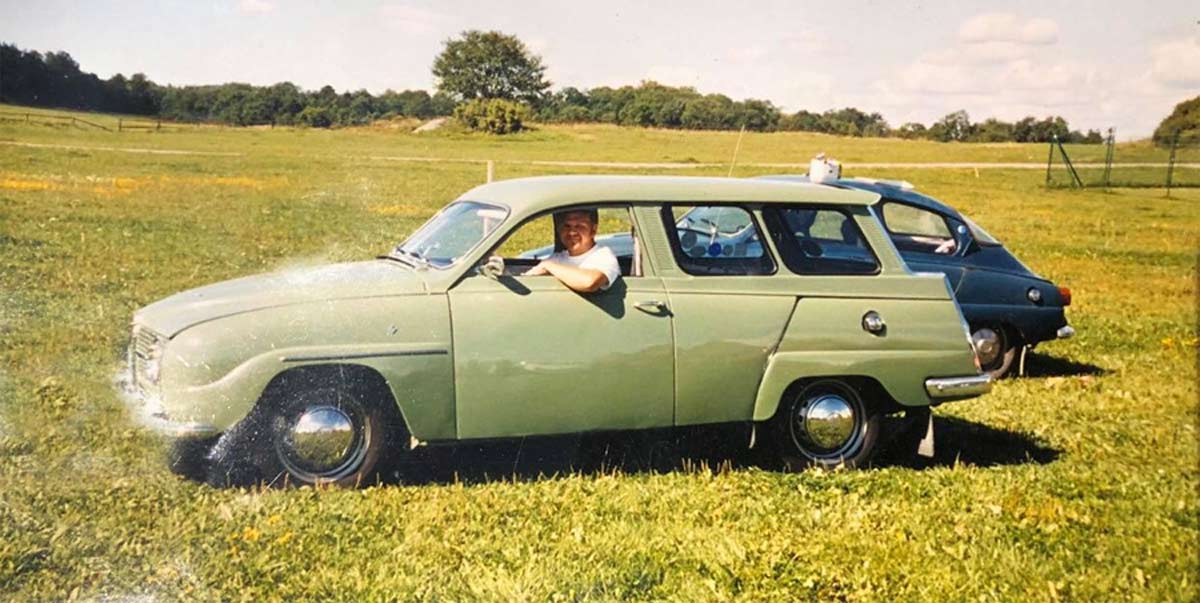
[454,98,529,134]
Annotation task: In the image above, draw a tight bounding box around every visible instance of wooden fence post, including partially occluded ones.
[118,119,122,132]
[1165,131,1179,198]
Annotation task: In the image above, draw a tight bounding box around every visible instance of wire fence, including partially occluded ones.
[0,109,196,132]
[1046,130,1199,194]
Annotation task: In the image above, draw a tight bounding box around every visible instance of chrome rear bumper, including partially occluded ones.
[925,374,993,400]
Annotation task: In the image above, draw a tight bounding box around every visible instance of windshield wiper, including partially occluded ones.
[384,247,430,269]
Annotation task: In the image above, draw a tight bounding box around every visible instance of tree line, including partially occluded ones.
[0,39,1109,142]
[0,43,454,127]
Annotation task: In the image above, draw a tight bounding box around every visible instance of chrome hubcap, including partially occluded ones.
[972,328,1002,367]
[279,404,368,482]
[789,382,865,459]
[804,395,855,450]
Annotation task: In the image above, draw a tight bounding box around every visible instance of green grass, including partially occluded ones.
[0,108,1197,602]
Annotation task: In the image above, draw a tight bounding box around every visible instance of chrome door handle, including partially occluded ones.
[635,300,668,313]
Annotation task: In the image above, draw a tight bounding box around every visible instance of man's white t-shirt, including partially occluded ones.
[548,245,621,291]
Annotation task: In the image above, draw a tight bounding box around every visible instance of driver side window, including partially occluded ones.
[489,206,641,276]
[880,202,958,255]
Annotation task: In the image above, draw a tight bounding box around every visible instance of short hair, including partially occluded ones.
[560,208,599,225]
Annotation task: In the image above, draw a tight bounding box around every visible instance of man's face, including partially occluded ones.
[558,211,597,256]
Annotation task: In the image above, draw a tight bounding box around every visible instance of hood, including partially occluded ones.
[135,260,428,337]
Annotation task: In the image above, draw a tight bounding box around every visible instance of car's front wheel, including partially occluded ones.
[971,325,1018,379]
[772,379,880,470]
[206,371,397,488]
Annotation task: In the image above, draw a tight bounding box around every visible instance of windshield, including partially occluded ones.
[393,201,508,268]
[962,215,1001,246]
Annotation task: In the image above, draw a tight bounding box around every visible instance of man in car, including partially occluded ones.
[524,209,621,293]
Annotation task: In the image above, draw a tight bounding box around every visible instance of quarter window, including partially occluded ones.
[663,205,774,276]
[764,207,879,275]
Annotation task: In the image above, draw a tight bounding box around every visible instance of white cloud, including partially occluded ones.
[1151,36,1200,88]
[235,0,274,15]
[378,4,455,37]
[959,13,1059,45]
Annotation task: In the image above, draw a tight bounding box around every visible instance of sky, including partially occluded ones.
[2,0,1197,139]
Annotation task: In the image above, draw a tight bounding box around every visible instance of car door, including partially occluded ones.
[447,206,675,439]
[653,204,797,426]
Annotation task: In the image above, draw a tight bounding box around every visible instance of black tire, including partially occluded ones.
[772,379,881,470]
[206,370,399,488]
[971,325,1017,379]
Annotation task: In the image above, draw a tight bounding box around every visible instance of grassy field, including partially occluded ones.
[1,106,1197,602]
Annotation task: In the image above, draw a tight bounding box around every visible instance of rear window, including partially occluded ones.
[763,207,880,275]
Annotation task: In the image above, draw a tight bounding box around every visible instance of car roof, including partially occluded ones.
[756,175,961,218]
[456,175,880,214]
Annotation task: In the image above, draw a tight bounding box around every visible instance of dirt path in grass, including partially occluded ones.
[4,140,1197,169]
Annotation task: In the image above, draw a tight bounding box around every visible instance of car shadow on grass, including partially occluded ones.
[1018,351,1106,378]
[871,415,1060,469]
[379,416,1060,486]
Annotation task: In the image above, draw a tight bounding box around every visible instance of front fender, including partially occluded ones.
[151,295,455,440]
[157,343,454,439]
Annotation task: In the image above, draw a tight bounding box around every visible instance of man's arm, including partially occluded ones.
[529,260,608,293]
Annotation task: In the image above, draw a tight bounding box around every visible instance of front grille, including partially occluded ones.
[130,324,163,397]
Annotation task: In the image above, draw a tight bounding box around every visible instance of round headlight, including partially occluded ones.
[1027,288,1042,303]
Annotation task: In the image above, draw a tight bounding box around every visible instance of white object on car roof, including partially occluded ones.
[808,153,842,184]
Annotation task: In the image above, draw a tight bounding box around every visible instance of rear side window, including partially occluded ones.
[662,205,775,276]
[763,207,880,275]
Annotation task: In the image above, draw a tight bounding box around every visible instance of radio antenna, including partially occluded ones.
[727,125,746,177]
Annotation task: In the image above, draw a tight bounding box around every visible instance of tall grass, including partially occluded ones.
[0,109,1196,602]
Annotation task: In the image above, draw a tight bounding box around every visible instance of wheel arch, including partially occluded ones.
[256,363,411,437]
[763,374,903,423]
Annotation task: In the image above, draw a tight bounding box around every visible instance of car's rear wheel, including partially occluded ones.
[206,370,398,488]
[971,325,1017,379]
[773,379,880,470]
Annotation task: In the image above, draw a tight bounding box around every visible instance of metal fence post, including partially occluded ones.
[1044,138,1054,186]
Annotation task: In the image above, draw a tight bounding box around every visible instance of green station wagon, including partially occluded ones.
[126,175,991,487]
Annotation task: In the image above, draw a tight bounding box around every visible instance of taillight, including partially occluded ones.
[1058,286,1072,306]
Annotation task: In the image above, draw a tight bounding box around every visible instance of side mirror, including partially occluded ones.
[479,255,505,279]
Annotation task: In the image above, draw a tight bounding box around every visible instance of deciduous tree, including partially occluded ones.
[432,30,550,104]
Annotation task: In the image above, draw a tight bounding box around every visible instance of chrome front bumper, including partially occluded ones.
[1057,326,1075,339]
[123,382,218,438]
[925,374,993,400]
[141,413,219,438]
